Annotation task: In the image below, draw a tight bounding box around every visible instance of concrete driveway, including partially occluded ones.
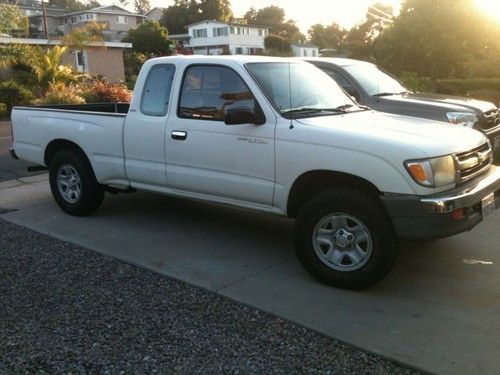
[1,177,499,374]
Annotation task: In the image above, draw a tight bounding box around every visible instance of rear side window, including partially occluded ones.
[141,64,175,116]
[178,65,255,121]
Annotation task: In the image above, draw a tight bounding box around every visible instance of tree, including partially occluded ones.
[308,23,346,51]
[48,0,101,11]
[62,21,106,51]
[374,0,500,78]
[134,0,151,15]
[0,45,81,93]
[343,2,393,60]
[160,0,232,35]
[244,5,304,42]
[0,3,28,36]
[122,20,171,56]
[264,34,292,56]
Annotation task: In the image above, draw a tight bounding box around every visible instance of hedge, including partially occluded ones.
[400,73,500,105]
[435,78,500,105]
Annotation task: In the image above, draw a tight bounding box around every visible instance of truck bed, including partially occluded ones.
[11,102,129,185]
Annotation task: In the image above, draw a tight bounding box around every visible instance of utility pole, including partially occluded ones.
[41,0,49,39]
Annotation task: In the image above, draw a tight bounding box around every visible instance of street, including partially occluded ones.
[1,175,499,374]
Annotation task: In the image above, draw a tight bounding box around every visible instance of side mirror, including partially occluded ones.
[224,107,257,125]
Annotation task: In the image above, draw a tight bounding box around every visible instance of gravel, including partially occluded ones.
[0,218,421,374]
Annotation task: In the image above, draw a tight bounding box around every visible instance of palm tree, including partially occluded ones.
[0,22,106,94]
[0,44,80,94]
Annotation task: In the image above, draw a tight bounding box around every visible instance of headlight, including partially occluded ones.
[405,155,456,187]
[446,112,478,128]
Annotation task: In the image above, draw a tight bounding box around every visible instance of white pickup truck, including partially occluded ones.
[10,56,500,289]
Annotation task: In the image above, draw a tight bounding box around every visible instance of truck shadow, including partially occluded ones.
[93,191,500,305]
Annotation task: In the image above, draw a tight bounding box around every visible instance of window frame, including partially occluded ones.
[177,63,264,123]
[140,63,176,117]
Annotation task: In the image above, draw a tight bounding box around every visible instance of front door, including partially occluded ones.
[165,64,276,209]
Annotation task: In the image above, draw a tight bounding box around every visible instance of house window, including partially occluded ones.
[193,28,207,38]
[141,64,176,116]
[258,29,263,36]
[116,15,127,24]
[312,49,317,57]
[178,65,256,122]
[235,47,243,54]
[213,27,228,37]
[230,26,235,34]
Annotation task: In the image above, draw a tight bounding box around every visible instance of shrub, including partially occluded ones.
[33,83,86,105]
[0,80,33,112]
[82,79,132,103]
[399,72,433,93]
[264,35,292,57]
[0,103,8,120]
[435,78,500,105]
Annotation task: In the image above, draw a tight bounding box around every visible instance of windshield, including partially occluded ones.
[343,64,408,96]
[246,62,358,118]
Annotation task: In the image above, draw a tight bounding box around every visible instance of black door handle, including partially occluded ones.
[171,130,187,140]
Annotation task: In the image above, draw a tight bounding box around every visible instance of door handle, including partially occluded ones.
[171,130,187,140]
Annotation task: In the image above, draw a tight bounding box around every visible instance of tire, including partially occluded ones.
[294,187,398,290]
[49,148,104,216]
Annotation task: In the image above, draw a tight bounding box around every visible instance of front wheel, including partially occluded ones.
[294,188,398,290]
[49,149,104,216]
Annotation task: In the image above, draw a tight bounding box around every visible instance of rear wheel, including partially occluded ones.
[49,149,104,216]
[294,187,398,290]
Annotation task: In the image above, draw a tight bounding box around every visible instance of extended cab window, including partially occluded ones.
[178,65,255,121]
[141,64,175,116]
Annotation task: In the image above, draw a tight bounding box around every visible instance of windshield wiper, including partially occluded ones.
[283,105,354,116]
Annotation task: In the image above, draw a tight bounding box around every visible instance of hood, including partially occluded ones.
[295,110,488,158]
[381,92,496,115]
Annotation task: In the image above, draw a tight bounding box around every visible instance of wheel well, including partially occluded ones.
[287,170,381,218]
[44,139,86,167]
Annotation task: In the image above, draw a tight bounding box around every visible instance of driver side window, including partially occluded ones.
[178,65,256,122]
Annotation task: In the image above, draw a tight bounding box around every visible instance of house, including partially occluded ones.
[144,7,165,21]
[185,20,268,55]
[291,43,319,58]
[0,36,132,82]
[26,5,144,42]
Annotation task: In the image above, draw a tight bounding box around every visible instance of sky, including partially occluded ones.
[101,0,500,32]
[101,0,403,32]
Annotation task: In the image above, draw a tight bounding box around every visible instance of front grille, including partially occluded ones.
[478,108,500,130]
[455,142,492,184]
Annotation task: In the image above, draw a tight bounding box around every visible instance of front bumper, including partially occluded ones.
[382,166,500,240]
[9,147,19,160]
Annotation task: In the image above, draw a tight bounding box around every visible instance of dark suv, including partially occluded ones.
[307,57,500,162]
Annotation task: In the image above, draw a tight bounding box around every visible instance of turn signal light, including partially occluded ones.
[408,164,427,183]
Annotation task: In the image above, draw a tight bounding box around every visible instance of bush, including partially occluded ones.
[33,83,86,105]
[264,35,292,57]
[0,80,33,113]
[0,103,8,120]
[399,72,433,93]
[82,79,132,103]
[435,78,500,105]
